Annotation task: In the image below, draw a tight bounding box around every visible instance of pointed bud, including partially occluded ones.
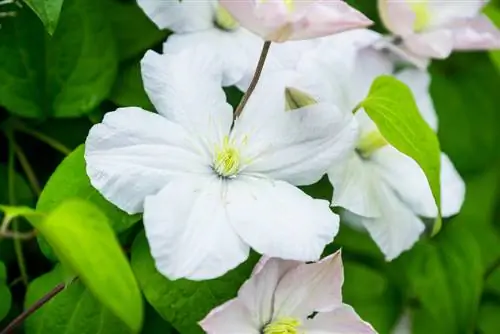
[285,87,317,111]
[214,5,239,31]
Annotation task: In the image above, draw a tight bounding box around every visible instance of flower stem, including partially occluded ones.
[12,139,41,196]
[15,123,71,155]
[233,41,272,119]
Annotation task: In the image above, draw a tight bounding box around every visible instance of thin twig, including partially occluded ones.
[15,123,71,155]
[0,282,67,334]
[12,140,41,196]
[0,229,37,240]
[233,41,271,119]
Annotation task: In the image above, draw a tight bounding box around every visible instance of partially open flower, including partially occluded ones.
[220,0,373,42]
[200,251,376,334]
[379,0,500,61]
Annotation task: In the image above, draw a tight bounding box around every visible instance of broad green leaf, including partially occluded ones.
[131,232,257,334]
[0,261,12,321]
[22,0,64,34]
[360,75,442,234]
[141,303,178,334]
[37,145,140,261]
[104,0,168,61]
[485,5,500,73]
[0,0,118,118]
[343,262,401,333]
[110,62,154,111]
[430,53,500,174]
[477,301,500,334]
[29,200,143,332]
[24,265,132,334]
[392,222,483,334]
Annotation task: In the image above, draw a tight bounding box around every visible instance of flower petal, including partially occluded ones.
[137,0,216,32]
[378,0,416,36]
[163,28,261,87]
[346,181,426,261]
[328,152,382,218]
[373,146,465,218]
[140,48,233,148]
[85,107,208,214]
[428,0,486,27]
[143,176,250,280]
[199,299,258,334]
[272,251,344,319]
[303,305,376,334]
[233,71,358,186]
[238,258,301,326]
[227,176,339,262]
[451,15,500,50]
[404,29,454,59]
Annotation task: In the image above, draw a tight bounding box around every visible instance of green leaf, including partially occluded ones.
[110,61,154,111]
[104,0,168,62]
[29,200,143,332]
[22,0,64,34]
[360,75,442,234]
[392,222,483,334]
[131,232,257,334]
[24,265,132,334]
[485,5,500,73]
[477,301,500,334]
[0,0,118,118]
[0,261,12,321]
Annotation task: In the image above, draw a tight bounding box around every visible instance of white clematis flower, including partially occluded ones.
[137,0,261,86]
[200,250,377,334]
[256,29,466,260]
[84,47,358,280]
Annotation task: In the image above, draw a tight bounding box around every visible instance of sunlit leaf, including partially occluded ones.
[0,261,12,321]
[22,0,64,34]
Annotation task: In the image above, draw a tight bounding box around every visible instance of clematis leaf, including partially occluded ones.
[22,0,64,34]
[360,75,442,235]
[0,261,12,322]
[130,232,257,334]
[485,5,500,73]
[0,201,143,332]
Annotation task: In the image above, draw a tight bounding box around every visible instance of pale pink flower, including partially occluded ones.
[220,0,373,42]
[379,0,500,61]
[200,250,376,334]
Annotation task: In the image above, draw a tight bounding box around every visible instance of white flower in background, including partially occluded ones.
[378,0,500,62]
[84,46,358,280]
[137,0,261,86]
[200,250,377,334]
[220,0,373,42]
[255,29,466,260]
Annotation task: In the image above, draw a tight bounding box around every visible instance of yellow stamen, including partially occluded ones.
[214,5,239,31]
[263,317,301,334]
[356,130,388,158]
[408,0,431,31]
[213,136,241,177]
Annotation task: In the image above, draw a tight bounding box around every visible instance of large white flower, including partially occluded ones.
[84,46,358,280]
[137,0,261,86]
[254,29,466,260]
[200,251,376,334]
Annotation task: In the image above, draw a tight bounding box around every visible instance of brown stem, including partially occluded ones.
[233,41,271,119]
[0,282,68,334]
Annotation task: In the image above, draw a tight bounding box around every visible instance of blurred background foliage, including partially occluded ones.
[0,0,500,333]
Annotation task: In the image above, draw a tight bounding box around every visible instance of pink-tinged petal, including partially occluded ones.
[404,29,454,59]
[238,258,301,326]
[272,250,344,319]
[378,0,416,36]
[451,15,500,50]
[199,299,259,334]
[250,256,301,277]
[372,38,430,69]
[303,305,376,334]
[220,0,273,39]
[428,0,486,27]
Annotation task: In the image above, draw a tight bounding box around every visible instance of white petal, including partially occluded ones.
[137,0,216,32]
[140,49,233,148]
[227,176,339,262]
[373,147,465,218]
[396,69,438,131]
[428,0,485,27]
[272,251,344,319]
[199,299,259,334]
[328,152,382,218]
[304,305,376,334]
[378,0,416,36]
[404,29,455,59]
[85,107,208,214]
[233,71,358,186]
[238,258,300,326]
[163,28,262,87]
[143,176,249,280]
[347,181,425,261]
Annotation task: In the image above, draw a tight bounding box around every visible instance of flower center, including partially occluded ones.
[263,317,301,334]
[214,6,239,31]
[213,136,241,177]
[356,130,388,158]
[408,0,431,31]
